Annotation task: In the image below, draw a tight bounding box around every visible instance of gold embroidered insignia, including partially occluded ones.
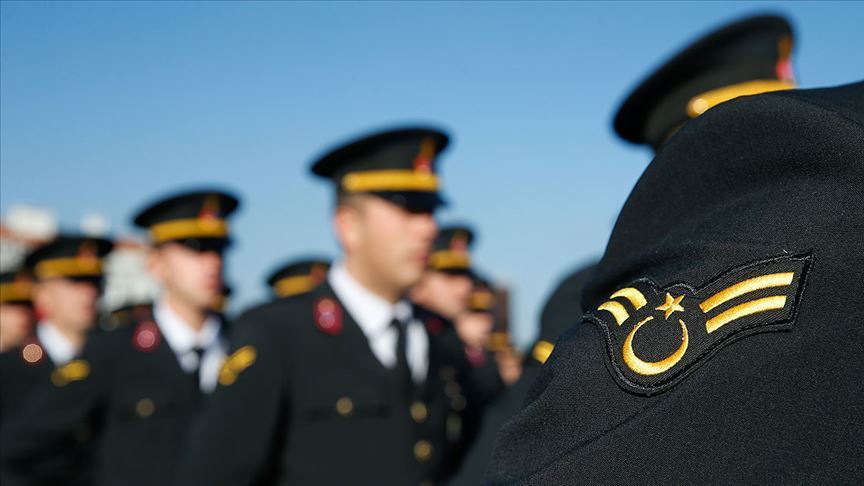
[51,360,91,387]
[218,345,257,386]
[590,253,811,395]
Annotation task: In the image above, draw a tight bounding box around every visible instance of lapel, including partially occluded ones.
[142,305,199,400]
[316,283,396,389]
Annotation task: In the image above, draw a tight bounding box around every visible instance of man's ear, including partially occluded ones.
[334,197,364,253]
[146,246,166,284]
[31,281,51,316]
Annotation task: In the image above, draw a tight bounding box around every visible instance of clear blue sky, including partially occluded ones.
[2,1,862,347]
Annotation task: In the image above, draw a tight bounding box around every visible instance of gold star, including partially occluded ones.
[655,293,685,320]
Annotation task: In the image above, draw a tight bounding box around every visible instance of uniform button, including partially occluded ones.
[410,401,428,423]
[450,394,467,411]
[136,398,155,418]
[439,366,455,381]
[335,396,354,416]
[447,413,463,442]
[414,440,433,462]
[444,381,460,398]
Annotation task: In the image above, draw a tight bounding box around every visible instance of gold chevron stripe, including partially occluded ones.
[610,287,647,310]
[700,272,794,313]
[598,301,629,326]
[705,296,787,334]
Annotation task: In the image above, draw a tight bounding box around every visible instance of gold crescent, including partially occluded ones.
[622,316,689,376]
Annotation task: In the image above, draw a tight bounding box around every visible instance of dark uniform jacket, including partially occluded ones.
[486,82,864,484]
[1,337,83,486]
[3,307,225,486]
[176,282,481,486]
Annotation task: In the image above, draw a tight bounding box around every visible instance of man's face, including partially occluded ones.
[455,311,494,348]
[337,195,437,294]
[149,242,224,310]
[413,271,473,319]
[0,304,35,351]
[34,279,100,334]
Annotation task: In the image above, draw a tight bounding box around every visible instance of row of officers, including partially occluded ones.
[2,12,863,485]
[0,177,514,485]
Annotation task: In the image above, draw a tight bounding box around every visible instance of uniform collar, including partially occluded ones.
[154,298,221,354]
[36,321,78,366]
[328,262,413,336]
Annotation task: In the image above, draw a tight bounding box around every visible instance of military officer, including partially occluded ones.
[177,127,479,485]
[411,225,476,320]
[534,14,798,363]
[0,267,36,353]
[410,227,507,464]
[1,236,112,485]
[485,26,864,485]
[449,265,592,485]
[266,257,331,299]
[412,226,504,392]
[3,190,240,486]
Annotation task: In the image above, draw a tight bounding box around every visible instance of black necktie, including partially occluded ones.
[390,318,413,399]
[190,346,205,393]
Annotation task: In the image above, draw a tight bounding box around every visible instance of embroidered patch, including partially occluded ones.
[52,360,91,387]
[531,340,555,365]
[218,345,257,386]
[423,316,444,335]
[588,253,812,396]
[21,341,45,365]
[314,298,343,335]
[133,320,161,352]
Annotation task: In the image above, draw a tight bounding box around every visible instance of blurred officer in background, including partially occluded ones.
[3,190,240,486]
[1,236,112,486]
[410,225,475,320]
[535,13,797,364]
[177,127,481,485]
[266,257,331,300]
[0,267,35,353]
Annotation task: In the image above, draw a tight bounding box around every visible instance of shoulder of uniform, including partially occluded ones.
[769,81,864,127]
[412,303,453,336]
[4,337,49,366]
[98,304,154,333]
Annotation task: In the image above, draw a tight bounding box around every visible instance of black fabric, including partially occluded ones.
[265,258,331,289]
[310,127,449,179]
[310,126,451,211]
[189,347,206,396]
[535,262,596,346]
[3,307,222,486]
[175,283,481,486]
[390,318,414,402]
[485,82,864,484]
[23,235,113,281]
[614,14,794,147]
[450,264,595,485]
[132,189,239,228]
[0,340,92,486]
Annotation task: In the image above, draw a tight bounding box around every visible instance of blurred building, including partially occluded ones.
[2,205,158,311]
[101,237,160,312]
[0,204,58,270]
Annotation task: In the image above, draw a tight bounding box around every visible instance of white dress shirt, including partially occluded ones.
[36,321,78,366]
[328,263,429,383]
[154,299,227,393]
